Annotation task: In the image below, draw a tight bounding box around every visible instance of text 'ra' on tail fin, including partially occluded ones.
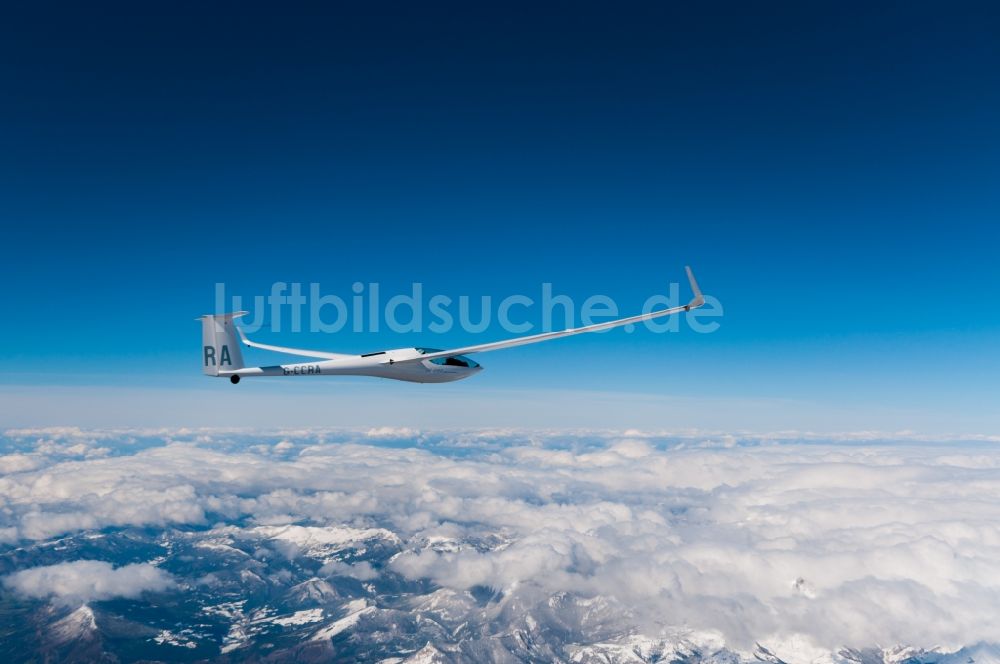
[197,312,247,376]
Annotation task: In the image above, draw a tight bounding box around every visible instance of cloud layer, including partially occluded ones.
[2,427,1000,656]
[4,560,175,604]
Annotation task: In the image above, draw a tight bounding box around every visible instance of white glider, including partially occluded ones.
[198,267,705,384]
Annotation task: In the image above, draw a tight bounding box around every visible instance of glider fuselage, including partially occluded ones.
[221,347,482,384]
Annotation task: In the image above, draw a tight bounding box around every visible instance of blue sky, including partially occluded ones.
[1,2,998,431]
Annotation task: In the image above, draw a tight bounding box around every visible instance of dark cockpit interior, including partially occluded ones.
[415,348,480,368]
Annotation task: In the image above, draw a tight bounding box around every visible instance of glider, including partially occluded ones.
[198,267,705,384]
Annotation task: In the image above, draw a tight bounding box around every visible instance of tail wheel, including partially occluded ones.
[230,375,241,385]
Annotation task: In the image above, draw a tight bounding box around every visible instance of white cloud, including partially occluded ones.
[4,560,175,604]
[0,454,45,473]
[2,427,1000,654]
[320,560,379,581]
[365,427,422,440]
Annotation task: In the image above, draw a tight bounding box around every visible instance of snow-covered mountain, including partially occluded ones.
[0,524,992,663]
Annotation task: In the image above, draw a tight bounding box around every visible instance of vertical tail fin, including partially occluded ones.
[197,312,247,376]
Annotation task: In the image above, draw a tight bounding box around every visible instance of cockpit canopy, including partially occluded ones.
[415,348,480,368]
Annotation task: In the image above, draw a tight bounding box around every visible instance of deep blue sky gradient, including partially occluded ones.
[1,2,998,429]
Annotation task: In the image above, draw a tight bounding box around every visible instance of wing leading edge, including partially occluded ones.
[387,266,706,365]
[236,327,355,360]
